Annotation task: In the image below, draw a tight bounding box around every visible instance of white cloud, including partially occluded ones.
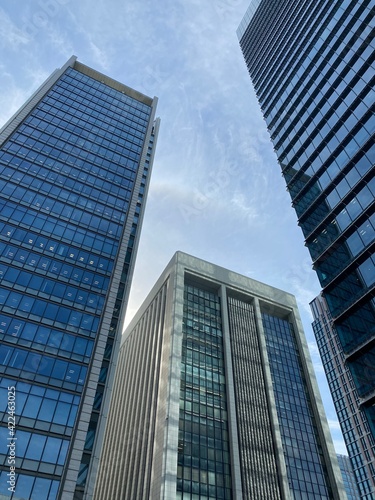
[88,40,111,72]
[308,341,320,357]
[307,341,325,374]
[45,26,75,58]
[327,418,342,431]
[0,68,37,127]
[329,420,348,455]
[0,8,30,48]
[1,0,346,453]
[332,439,348,455]
[230,191,259,221]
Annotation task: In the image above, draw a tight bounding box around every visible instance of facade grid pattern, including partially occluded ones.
[262,313,333,499]
[0,57,158,500]
[93,253,346,499]
[177,284,232,500]
[93,281,168,500]
[238,0,375,442]
[311,295,374,499]
[227,296,282,499]
[337,454,361,500]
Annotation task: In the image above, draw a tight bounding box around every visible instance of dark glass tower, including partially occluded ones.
[311,294,374,498]
[0,56,159,500]
[93,252,346,500]
[238,0,375,440]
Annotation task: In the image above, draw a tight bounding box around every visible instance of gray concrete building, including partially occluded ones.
[94,252,345,500]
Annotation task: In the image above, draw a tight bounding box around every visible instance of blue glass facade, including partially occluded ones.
[337,454,361,500]
[238,0,375,438]
[0,57,159,499]
[262,313,333,499]
[177,284,232,499]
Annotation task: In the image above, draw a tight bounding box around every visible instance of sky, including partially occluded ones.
[0,0,347,454]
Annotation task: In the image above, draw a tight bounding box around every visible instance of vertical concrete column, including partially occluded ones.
[220,285,243,500]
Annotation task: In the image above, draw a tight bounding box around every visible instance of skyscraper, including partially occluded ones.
[0,56,159,500]
[93,251,346,500]
[237,0,375,441]
[311,294,374,498]
[337,454,361,500]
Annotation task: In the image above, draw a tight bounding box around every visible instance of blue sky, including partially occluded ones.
[0,0,346,453]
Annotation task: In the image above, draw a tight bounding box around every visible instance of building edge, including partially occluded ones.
[236,0,262,40]
[0,56,155,146]
[0,55,159,500]
[288,295,346,500]
[85,114,160,500]
[6,55,160,499]
[0,56,77,145]
[96,251,347,498]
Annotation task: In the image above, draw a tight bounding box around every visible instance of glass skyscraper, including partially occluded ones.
[238,0,375,442]
[311,294,374,498]
[93,252,346,500]
[337,454,361,500]
[0,56,159,500]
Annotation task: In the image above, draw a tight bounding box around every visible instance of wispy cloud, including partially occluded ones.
[0,83,27,126]
[44,26,75,59]
[332,439,348,455]
[1,0,345,452]
[327,418,342,431]
[231,191,259,221]
[0,8,29,48]
[329,417,347,455]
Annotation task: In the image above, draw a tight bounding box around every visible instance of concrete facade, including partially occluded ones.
[94,252,345,499]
